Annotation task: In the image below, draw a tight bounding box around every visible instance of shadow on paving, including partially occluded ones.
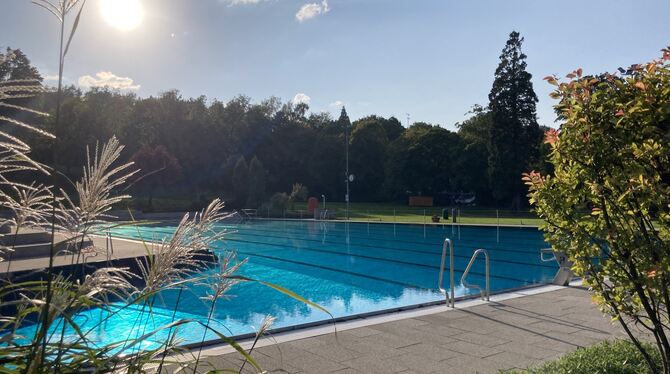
[183,287,627,374]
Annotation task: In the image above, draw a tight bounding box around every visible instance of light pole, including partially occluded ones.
[345,117,349,220]
[321,194,326,209]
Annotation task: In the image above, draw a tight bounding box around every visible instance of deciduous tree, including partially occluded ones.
[246,156,266,208]
[130,145,182,210]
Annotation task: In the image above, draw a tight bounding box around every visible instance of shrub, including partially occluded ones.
[509,340,662,374]
[525,48,670,373]
[288,183,308,209]
[268,192,290,211]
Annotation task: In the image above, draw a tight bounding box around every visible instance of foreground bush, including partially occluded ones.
[510,340,661,374]
[525,48,670,373]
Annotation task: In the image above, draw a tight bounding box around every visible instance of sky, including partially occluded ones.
[2,0,670,130]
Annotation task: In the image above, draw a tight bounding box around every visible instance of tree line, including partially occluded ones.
[1,31,552,210]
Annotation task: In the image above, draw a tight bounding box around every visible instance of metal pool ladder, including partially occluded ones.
[461,248,490,301]
[541,248,574,286]
[438,238,455,308]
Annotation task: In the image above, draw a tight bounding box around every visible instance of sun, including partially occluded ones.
[99,0,144,31]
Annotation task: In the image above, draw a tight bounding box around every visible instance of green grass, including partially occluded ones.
[123,198,544,226]
[506,340,661,374]
[290,202,543,226]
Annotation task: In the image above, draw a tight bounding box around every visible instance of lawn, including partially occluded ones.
[290,202,543,226]
[124,198,544,226]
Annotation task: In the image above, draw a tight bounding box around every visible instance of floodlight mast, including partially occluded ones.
[345,110,350,220]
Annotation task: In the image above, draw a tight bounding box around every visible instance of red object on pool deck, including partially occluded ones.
[307,197,319,214]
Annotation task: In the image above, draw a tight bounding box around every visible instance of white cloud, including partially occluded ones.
[296,0,329,22]
[43,75,59,82]
[292,93,311,105]
[329,100,344,108]
[78,71,140,91]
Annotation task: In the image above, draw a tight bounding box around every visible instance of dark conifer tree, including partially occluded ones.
[487,31,542,208]
[337,107,351,131]
[338,107,351,207]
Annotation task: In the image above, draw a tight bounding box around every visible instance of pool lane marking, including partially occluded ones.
[226,242,550,285]
[110,225,552,267]
[111,222,547,255]
[124,222,542,258]
[230,227,548,256]
[104,232,555,283]
[222,236,557,274]
[229,224,547,253]
[224,230,556,265]
[230,249,444,291]
[97,232,447,291]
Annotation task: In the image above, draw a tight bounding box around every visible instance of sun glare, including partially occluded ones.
[99,0,144,31]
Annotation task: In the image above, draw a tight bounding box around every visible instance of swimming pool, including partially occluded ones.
[18,219,557,348]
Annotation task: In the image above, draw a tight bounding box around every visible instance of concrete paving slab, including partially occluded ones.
[191,287,628,373]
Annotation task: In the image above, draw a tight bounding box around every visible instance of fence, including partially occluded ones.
[247,206,544,227]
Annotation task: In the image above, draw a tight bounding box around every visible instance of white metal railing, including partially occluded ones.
[540,248,556,262]
[438,238,455,308]
[541,247,574,286]
[461,248,490,301]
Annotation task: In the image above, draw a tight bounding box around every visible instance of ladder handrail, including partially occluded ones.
[438,238,455,308]
[540,247,557,262]
[461,248,490,301]
[540,247,574,286]
[241,209,257,217]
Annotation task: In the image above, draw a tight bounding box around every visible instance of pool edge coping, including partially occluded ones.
[253,217,542,228]
[188,279,583,358]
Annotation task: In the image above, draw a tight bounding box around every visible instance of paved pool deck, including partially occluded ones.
[0,234,151,274]
[190,285,629,374]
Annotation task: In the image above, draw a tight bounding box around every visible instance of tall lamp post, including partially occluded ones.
[339,106,353,220]
[345,116,349,220]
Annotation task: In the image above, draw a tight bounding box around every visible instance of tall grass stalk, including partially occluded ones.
[0,2,331,372]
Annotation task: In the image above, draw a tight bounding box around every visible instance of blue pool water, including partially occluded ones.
[16,220,556,348]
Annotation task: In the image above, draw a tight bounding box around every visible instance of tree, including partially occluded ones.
[2,48,557,209]
[129,145,182,210]
[288,183,308,209]
[386,123,461,200]
[350,119,389,200]
[0,48,42,82]
[0,48,43,123]
[231,156,249,208]
[487,31,543,208]
[339,107,351,203]
[455,106,493,203]
[246,156,266,208]
[306,132,343,200]
[525,50,670,373]
[382,116,405,141]
[353,115,405,142]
